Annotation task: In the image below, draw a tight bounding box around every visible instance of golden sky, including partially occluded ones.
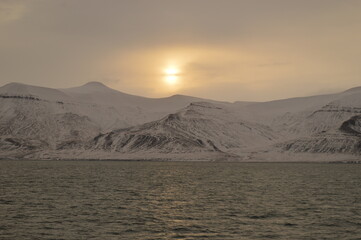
[1,0,361,101]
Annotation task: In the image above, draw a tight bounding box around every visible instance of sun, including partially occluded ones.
[164,67,179,75]
[163,66,180,85]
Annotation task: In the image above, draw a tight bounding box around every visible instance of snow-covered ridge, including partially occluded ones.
[91,102,279,157]
[0,82,219,131]
[0,82,72,102]
[1,81,361,161]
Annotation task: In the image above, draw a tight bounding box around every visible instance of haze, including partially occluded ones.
[1,0,360,101]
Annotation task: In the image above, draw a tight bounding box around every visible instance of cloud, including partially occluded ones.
[0,1,26,23]
[0,0,361,101]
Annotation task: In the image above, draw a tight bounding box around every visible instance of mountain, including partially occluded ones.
[0,82,219,131]
[0,82,71,101]
[61,82,222,131]
[90,102,279,159]
[1,81,361,161]
[279,90,361,155]
[62,81,208,112]
[87,87,361,160]
[0,82,221,158]
[231,93,339,134]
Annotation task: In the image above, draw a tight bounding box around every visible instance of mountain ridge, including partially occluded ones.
[1,81,361,161]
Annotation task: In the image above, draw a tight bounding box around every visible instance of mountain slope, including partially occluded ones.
[61,82,225,130]
[0,81,221,129]
[62,82,212,110]
[91,102,279,157]
[279,90,361,155]
[0,82,221,156]
[0,82,71,101]
[0,98,100,153]
[1,81,361,160]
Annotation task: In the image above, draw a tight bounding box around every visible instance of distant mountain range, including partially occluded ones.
[1,81,360,161]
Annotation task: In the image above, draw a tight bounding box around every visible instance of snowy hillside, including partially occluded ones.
[61,82,221,131]
[0,82,218,132]
[231,87,361,136]
[0,82,71,101]
[91,102,279,156]
[0,82,220,157]
[0,95,100,153]
[279,91,361,155]
[1,81,361,161]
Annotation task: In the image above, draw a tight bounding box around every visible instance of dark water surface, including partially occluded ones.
[1,160,361,240]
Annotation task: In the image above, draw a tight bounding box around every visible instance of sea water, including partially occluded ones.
[1,160,360,239]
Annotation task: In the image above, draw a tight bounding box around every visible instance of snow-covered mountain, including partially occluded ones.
[0,82,222,158]
[0,82,218,131]
[91,102,279,158]
[61,81,219,130]
[279,90,361,155]
[1,81,361,161]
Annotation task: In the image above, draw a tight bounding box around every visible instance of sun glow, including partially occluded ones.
[165,75,178,85]
[164,67,179,75]
[163,66,180,85]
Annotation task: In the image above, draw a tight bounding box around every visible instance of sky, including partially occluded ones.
[0,0,361,101]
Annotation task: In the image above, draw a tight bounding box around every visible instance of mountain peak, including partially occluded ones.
[82,81,108,88]
[62,81,114,93]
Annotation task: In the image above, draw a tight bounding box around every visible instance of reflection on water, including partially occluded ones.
[1,161,361,239]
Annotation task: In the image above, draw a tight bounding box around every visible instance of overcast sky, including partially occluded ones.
[1,0,361,101]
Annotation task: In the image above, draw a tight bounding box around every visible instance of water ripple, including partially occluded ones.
[1,161,361,239]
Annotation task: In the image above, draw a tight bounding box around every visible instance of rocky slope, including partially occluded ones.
[281,114,361,154]
[277,89,361,155]
[91,102,279,157]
